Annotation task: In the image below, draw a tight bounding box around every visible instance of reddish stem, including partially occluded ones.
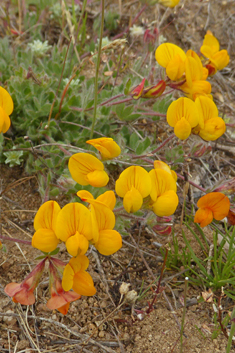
[0,236,31,245]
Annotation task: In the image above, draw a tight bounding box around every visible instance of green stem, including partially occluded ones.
[180,277,188,353]
[90,0,105,139]
[226,307,235,353]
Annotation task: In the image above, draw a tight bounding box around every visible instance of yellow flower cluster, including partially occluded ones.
[0,87,13,134]
[155,31,229,141]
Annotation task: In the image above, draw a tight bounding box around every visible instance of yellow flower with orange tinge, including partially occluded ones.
[200,31,230,73]
[115,166,152,213]
[77,191,122,256]
[167,97,200,140]
[194,192,230,227]
[154,160,177,182]
[158,0,181,8]
[180,50,211,100]
[86,137,121,160]
[68,153,109,187]
[0,86,14,133]
[193,96,226,141]
[148,168,178,217]
[155,43,186,81]
[55,203,96,257]
[32,201,61,253]
[62,255,96,296]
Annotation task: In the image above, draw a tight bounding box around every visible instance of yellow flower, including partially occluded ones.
[77,190,116,210]
[149,169,178,217]
[55,203,96,257]
[180,50,211,100]
[153,160,177,181]
[86,137,121,160]
[32,201,61,253]
[68,153,109,187]
[115,166,152,213]
[155,43,186,81]
[167,97,200,140]
[0,87,14,133]
[62,255,96,296]
[77,193,122,256]
[158,0,180,8]
[194,192,230,227]
[200,31,230,71]
[193,96,226,141]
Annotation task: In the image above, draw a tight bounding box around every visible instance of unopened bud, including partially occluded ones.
[119,282,131,296]
[125,290,138,304]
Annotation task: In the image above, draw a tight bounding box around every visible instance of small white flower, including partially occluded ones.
[97,37,112,49]
[129,25,145,38]
[50,3,61,18]
[28,40,52,56]
[63,78,80,88]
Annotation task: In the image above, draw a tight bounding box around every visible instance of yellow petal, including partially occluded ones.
[68,153,106,186]
[73,272,96,296]
[115,166,151,198]
[180,80,211,101]
[211,50,230,70]
[65,231,89,257]
[96,190,116,210]
[167,97,198,128]
[0,106,11,133]
[90,202,115,231]
[95,229,122,256]
[195,96,218,124]
[77,190,94,201]
[155,43,186,68]
[0,87,14,115]
[151,190,179,216]
[70,255,89,272]
[199,117,226,141]
[32,229,59,252]
[166,54,185,81]
[174,118,192,140]
[86,169,109,187]
[123,186,143,213]
[149,169,176,202]
[34,201,61,233]
[153,161,177,182]
[55,203,93,242]
[201,32,220,55]
[158,0,180,7]
[86,137,121,160]
[62,264,75,291]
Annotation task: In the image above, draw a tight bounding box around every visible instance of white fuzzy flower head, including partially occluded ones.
[129,25,145,38]
[63,78,80,88]
[28,40,52,56]
[97,37,112,49]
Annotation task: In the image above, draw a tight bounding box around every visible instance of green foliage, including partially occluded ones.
[182,222,235,296]
[3,150,24,167]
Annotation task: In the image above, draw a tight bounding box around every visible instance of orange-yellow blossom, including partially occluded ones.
[32,201,61,253]
[193,96,226,141]
[77,190,116,210]
[154,160,177,182]
[77,191,122,256]
[158,0,180,7]
[62,255,96,296]
[68,153,109,187]
[194,192,230,227]
[180,50,211,100]
[55,203,97,257]
[200,31,230,72]
[149,169,178,217]
[86,137,121,160]
[167,97,200,140]
[155,43,186,81]
[0,86,14,133]
[115,166,152,213]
